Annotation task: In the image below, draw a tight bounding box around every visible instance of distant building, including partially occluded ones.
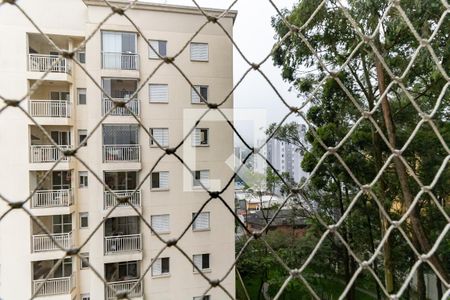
[246,209,308,237]
[265,123,308,183]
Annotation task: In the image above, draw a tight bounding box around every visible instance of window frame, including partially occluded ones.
[79,212,89,229]
[193,253,210,272]
[151,257,170,277]
[193,170,210,188]
[77,88,86,105]
[80,252,89,270]
[190,42,209,62]
[78,129,88,147]
[79,171,88,188]
[150,214,170,234]
[192,212,210,231]
[193,128,209,146]
[148,39,167,59]
[150,171,169,190]
[149,83,169,103]
[191,85,208,104]
[149,128,169,148]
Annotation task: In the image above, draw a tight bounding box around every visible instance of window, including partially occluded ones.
[103,125,139,145]
[190,42,208,61]
[193,170,209,187]
[191,85,208,104]
[77,48,86,63]
[78,129,87,146]
[104,171,137,190]
[80,253,89,269]
[152,257,170,276]
[149,84,169,103]
[193,128,209,146]
[193,254,210,271]
[151,171,169,190]
[193,296,210,300]
[192,212,210,231]
[149,40,167,59]
[81,294,90,300]
[77,88,86,105]
[151,214,170,234]
[80,212,89,228]
[150,128,169,147]
[102,31,138,70]
[53,214,72,234]
[79,171,88,188]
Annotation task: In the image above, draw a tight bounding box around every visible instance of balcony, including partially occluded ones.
[32,258,74,297]
[30,145,71,163]
[104,234,141,255]
[33,273,75,297]
[104,190,141,210]
[31,189,73,209]
[106,280,142,300]
[28,54,70,74]
[103,145,140,162]
[29,100,71,118]
[102,52,139,70]
[103,98,140,116]
[32,231,73,252]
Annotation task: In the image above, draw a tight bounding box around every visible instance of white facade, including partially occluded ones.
[0,1,236,299]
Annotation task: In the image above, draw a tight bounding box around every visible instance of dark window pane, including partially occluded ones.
[161,257,170,273]
[152,173,160,188]
[200,86,208,100]
[159,41,167,56]
[202,254,210,269]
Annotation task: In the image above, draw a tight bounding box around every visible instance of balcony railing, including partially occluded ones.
[32,231,73,252]
[32,272,75,297]
[104,234,141,254]
[103,98,140,116]
[30,145,71,163]
[102,52,139,70]
[104,190,141,210]
[106,280,142,300]
[28,54,70,73]
[29,100,71,118]
[31,189,73,208]
[103,145,140,162]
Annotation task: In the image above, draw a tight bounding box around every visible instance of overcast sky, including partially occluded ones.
[146,0,299,145]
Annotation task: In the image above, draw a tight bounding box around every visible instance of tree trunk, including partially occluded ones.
[362,54,395,295]
[374,58,449,284]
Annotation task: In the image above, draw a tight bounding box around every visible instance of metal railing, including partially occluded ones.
[28,54,70,73]
[103,145,140,162]
[31,189,73,208]
[32,272,75,297]
[29,100,71,118]
[104,190,141,210]
[30,145,71,163]
[106,280,142,300]
[102,52,139,70]
[32,231,73,252]
[102,98,139,116]
[104,233,141,254]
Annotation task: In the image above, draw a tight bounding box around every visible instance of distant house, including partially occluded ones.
[246,209,308,237]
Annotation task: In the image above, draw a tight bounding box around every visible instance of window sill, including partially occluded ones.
[149,100,169,104]
[190,59,209,62]
[193,144,209,147]
[192,228,210,232]
[191,102,207,105]
[151,188,169,192]
[150,145,169,148]
[152,273,170,279]
[152,231,171,235]
[194,269,211,274]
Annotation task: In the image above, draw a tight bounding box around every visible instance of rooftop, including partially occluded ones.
[83,0,238,22]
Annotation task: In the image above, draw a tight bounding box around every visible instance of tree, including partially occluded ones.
[271,0,450,298]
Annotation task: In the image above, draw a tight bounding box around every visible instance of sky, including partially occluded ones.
[146,0,300,145]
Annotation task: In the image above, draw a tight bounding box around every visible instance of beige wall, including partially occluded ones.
[0,0,236,299]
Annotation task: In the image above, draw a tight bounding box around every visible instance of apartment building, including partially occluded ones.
[0,1,236,299]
